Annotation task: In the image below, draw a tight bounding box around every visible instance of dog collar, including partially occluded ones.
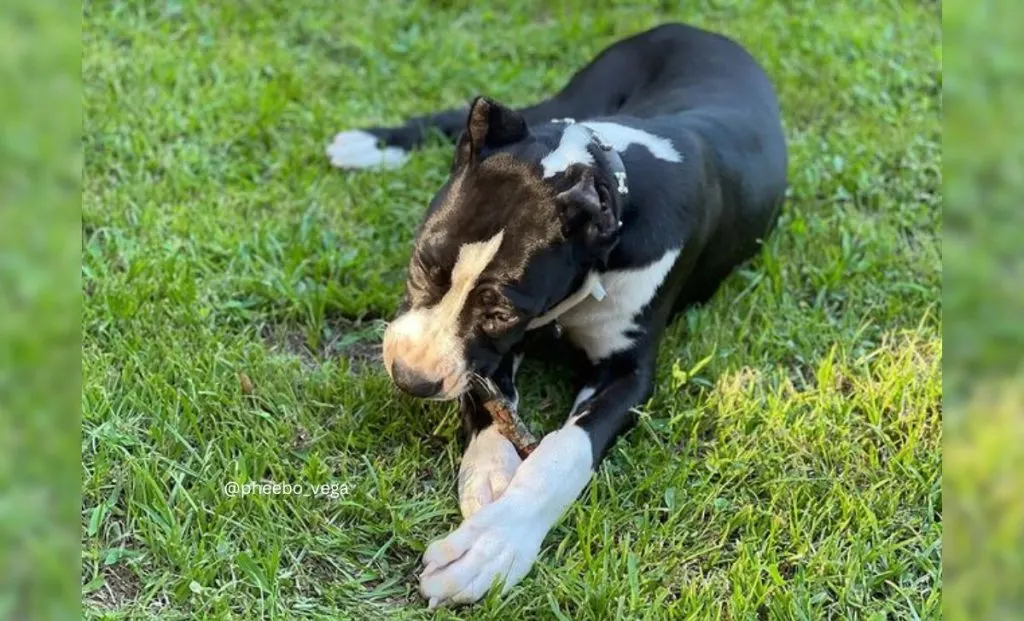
[526,272,606,331]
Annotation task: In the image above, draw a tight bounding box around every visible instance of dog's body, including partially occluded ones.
[328,23,786,607]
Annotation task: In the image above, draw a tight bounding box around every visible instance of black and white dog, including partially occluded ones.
[327,23,787,607]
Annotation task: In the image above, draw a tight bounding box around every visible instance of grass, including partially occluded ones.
[82,1,941,618]
[1,2,81,619]
[943,1,1024,617]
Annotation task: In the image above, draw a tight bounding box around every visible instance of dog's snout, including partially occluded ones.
[392,360,443,398]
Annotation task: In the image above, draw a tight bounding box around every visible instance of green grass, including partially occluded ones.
[943,1,1024,617]
[1,2,81,619]
[82,1,941,618]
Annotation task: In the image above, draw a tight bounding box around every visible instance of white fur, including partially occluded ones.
[326,130,408,169]
[559,249,681,362]
[580,121,682,163]
[571,386,597,414]
[566,386,598,425]
[540,121,682,178]
[540,124,595,177]
[512,353,524,376]
[458,426,522,519]
[510,353,524,409]
[383,231,505,398]
[420,425,594,607]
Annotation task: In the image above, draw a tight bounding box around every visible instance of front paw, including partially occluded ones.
[458,426,522,519]
[418,502,540,608]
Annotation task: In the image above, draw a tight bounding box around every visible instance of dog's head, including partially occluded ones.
[382,97,626,399]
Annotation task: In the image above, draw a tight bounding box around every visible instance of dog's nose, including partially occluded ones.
[391,360,442,398]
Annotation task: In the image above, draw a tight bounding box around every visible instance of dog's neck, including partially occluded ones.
[526,122,628,332]
[526,272,605,331]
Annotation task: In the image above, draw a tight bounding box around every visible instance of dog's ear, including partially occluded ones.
[555,165,620,261]
[454,96,528,168]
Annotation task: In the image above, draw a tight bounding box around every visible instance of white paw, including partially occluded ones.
[419,425,595,608]
[458,426,522,519]
[418,500,541,608]
[325,130,408,169]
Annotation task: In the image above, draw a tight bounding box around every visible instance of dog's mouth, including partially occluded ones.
[424,373,473,402]
[382,326,508,401]
[382,354,471,401]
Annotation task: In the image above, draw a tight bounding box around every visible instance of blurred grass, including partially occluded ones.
[944,0,1024,618]
[0,0,82,620]
[943,0,1024,394]
[80,0,942,619]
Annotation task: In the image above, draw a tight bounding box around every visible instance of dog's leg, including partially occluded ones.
[327,32,653,170]
[419,352,655,607]
[457,351,526,519]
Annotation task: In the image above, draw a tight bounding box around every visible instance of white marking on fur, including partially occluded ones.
[559,249,681,362]
[580,121,682,163]
[540,121,682,179]
[446,232,505,316]
[458,426,522,519]
[326,130,408,169]
[566,386,598,425]
[382,231,505,398]
[510,353,524,409]
[614,171,629,194]
[420,425,593,607]
[571,386,597,413]
[540,124,594,177]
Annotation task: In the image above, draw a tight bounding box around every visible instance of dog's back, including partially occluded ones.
[328,24,787,300]
[591,23,788,309]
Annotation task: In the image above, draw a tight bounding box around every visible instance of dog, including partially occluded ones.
[326,22,787,607]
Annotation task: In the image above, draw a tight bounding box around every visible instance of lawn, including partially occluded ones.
[82,1,942,618]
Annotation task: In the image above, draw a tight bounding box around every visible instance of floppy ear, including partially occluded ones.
[454,96,528,168]
[555,165,620,261]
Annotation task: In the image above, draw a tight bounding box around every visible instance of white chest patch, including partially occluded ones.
[558,249,681,362]
[540,121,682,178]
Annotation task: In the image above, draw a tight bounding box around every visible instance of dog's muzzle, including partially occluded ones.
[381,309,470,401]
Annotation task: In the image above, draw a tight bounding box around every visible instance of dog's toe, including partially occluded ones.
[419,500,541,607]
[458,427,522,519]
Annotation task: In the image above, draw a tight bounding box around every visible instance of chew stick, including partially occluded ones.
[482,395,539,458]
